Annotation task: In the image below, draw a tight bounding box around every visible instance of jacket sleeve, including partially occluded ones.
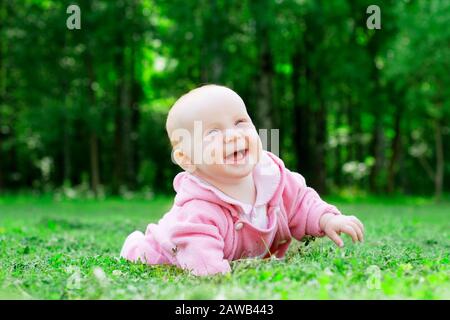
[283,169,341,240]
[168,201,231,276]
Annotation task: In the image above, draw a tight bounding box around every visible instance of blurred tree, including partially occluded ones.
[0,0,448,198]
[384,0,450,199]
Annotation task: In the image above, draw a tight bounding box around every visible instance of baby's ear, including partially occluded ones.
[172,148,196,173]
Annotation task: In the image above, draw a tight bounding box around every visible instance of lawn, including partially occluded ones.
[0,194,449,299]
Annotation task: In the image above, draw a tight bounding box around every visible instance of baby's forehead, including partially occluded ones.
[168,86,247,131]
[182,85,243,109]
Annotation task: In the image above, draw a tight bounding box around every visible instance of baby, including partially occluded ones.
[120,84,364,276]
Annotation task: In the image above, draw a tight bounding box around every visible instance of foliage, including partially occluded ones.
[0,0,449,197]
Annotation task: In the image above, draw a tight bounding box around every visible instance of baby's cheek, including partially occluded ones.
[201,140,221,164]
[248,134,262,156]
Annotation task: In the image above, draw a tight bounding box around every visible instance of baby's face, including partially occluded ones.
[169,86,262,182]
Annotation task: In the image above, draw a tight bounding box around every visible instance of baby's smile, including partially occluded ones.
[223,147,250,165]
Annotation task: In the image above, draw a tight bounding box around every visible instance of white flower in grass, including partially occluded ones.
[65,266,79,274]
[324,267,334,276]
[112,270,123,277]
[65,266,81,290]
[133,293,144,300]
[213,290,226,300]
[399,263,413,272]
[64,187,77,199]
[93,267,108,287]
[366,265,381,290]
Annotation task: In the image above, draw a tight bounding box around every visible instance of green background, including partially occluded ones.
[0,0,449,198]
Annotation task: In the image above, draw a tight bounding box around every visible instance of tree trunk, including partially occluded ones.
[62,106,72,184]
[126,0,143,190]
[334,101,343,187]
[292,44,312,181]
[434,119,444,201]
[0,132,3,192]
[85,39,101,195]
[89,133,100,195]
[200,0,223,84]
[312,75,327,193]
[121,59,132,189]
[355,112,364,162]
[368,40,385,193]
[254,38,274,132]
[364,17,388,193]
[130,77,142,192]
[112,26,126,194]
[387,104,403,193]
[252,1,273,133]
[369,119,385,192]
[0,1,5,191]
[61,77,71,184]
[346,96,355,162]
[115,45,134,192]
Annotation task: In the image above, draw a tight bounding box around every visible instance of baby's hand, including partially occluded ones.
[319,213,364,247]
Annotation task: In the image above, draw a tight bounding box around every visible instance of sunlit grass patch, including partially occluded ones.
[0,195,449,299]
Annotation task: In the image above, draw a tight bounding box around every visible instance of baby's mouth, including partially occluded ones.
[224,148,249,164]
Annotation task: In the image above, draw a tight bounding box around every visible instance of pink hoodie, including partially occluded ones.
[120,151,341,276]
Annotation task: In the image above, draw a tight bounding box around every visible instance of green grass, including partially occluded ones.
[0,194,449,299]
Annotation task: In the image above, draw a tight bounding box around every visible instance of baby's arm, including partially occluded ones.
[169,201,231,276]
[283,169,364,247]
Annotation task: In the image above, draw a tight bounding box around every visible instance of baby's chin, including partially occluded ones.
[223,163,255,178]
[196,161,256,182]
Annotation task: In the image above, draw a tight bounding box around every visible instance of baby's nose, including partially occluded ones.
[224,128,241,142]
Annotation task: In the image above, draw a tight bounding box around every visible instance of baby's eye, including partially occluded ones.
[235,119,247,125]
[206,128,220,136]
